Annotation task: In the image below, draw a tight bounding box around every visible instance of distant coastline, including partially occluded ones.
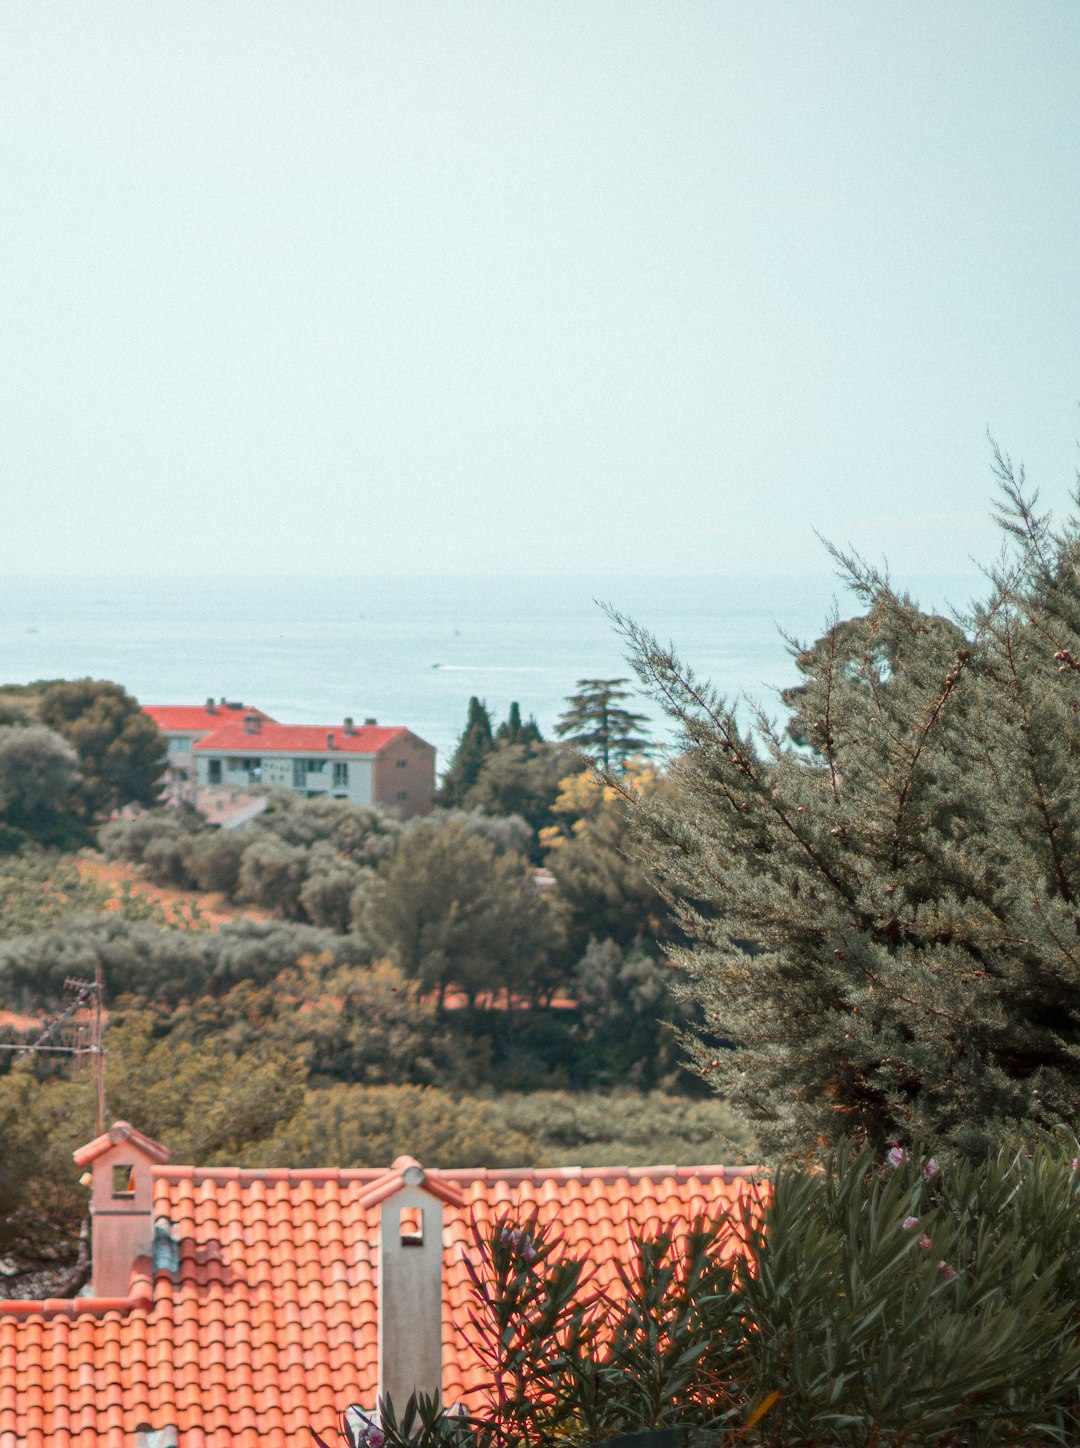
[0,571,986,765]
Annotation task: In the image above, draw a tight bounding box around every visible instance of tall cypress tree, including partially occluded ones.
[614,462,1080,1158]
[495,701,544,747]
[438,696,495,805]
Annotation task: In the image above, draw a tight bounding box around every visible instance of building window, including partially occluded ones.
[208,759,222,784]
[307,759,326,773]
[333,762,348,787]
[396,790,408,801]
[169,737,191,754]
[112,1164,136,1198]
[396,759,408,768]
[293,760,306,788]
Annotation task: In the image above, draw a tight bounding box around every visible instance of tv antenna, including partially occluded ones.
[0,960,106,1134]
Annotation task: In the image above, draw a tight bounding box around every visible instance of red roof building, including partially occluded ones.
[0,1123,759,1448]
[144,704,436,818]
[143,703,277,808]
[143,705,275,738]
[191,717,435,817]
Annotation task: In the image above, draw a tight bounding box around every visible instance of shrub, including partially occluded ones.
[490,1091,755,1167]
[255,792,403,864]
[324,1138,1080,1446]
[236,835,310,919]
[299,845,369,932]
[98,809,203,879]
[183,828,247,896]
[250,1083,534,1170]
[0,914,368,1009]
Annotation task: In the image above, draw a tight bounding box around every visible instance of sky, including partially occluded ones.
[1,3,1078,579]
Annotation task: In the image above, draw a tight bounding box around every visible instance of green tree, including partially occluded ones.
[495,701,543,746]
[39,679,166,819]
[298,843,368,932]
[614,465,1080,1158]
[463,741,585,847]
[361,819,562,1006]
[254,792,402,864]
[0,851,111,940]
[0,725,83,846]
[543,765,670,955]
[438,697,495,805]
[554,678,653,771]
[250,1081,535,1169]
[236,835,311,920]
[573,937,692,1089]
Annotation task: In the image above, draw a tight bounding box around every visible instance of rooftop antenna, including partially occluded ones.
[0,959,106,1134]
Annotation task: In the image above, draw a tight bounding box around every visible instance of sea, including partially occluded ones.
[0,572,985,768]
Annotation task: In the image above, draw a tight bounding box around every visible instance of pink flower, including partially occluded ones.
[1071,1157,1080,1172]
[923,1159,939,1179]
[937,1260,956,1281]
[499,1226,539,1265]
[919,1235,932,1251]
[901,1216,919,1230]
[885,1145,907,1169]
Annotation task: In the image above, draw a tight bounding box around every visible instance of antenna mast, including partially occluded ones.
[0,962,106,1133]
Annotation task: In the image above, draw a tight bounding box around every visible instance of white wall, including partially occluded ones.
[196,752,374,805]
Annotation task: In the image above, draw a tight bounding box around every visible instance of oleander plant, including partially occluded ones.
[314,1137,1080,1448]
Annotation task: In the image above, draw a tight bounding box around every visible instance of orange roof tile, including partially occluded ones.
[72,1122,170,1170]
[0,1159,759,1446]
[144,705,274,735]
[192,723,411,756]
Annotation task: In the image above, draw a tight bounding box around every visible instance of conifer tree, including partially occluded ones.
[554,678,653,771]
[614,459,1080,1158]
[495,701,543,747]
[438,696,495,805]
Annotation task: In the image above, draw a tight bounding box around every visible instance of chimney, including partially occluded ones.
[243,712,262,735]
[205,697,218,714]
[344,717,356,735]
[358,1156,464,1414]
[364,717,378,727]
[327,731,335,749]
[73,1122,170,1297]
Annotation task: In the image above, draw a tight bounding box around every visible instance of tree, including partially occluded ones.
[495,701,543,747]
[614,465,1080,1158]
[554,678,653,771]
[250,1082,535,1170]
[542,764,670,955]
[361,819,562,1006]
[0,725,82,845]
[463,741,585,849]
[438,697,495,805]
[298,844,368,932]
[236,835,311,920]
[254,793,402,865]
[39,679,166,819]
[572,937,693,1090]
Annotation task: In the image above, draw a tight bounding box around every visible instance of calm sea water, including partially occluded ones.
[0,573,984,767]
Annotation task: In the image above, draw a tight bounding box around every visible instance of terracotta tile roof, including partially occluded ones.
[192,724,411,756]
[144,705,274,735]
[73,1122,170,1170]
[0,1159,759,1448]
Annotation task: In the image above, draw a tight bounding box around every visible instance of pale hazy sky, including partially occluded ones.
[2,3,1078,578]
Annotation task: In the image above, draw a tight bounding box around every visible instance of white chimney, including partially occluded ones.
[357,1156,464,1415]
